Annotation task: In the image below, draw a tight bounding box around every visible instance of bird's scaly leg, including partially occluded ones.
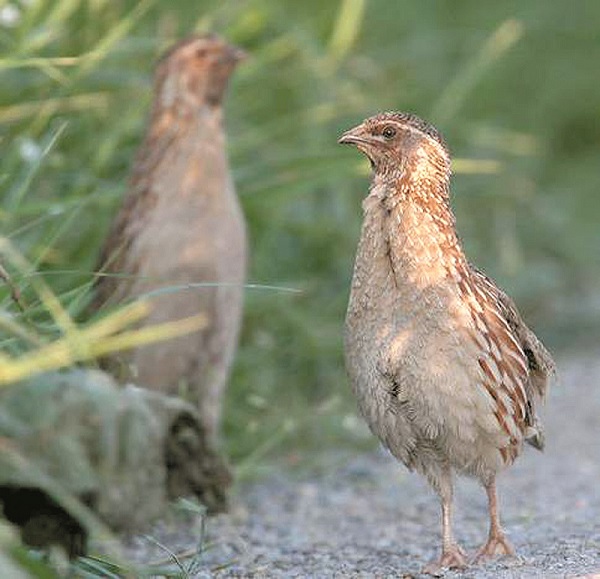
[423,469,467,574]
[474,478,515,561]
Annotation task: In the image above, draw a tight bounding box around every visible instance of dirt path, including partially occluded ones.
[126,354,600,577]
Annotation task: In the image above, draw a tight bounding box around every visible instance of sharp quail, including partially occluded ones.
[339,112,555,572]
[91,35,247,508]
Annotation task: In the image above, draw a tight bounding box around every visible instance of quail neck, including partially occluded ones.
[341,112,468,297]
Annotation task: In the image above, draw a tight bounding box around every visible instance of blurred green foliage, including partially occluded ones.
[1,0,599,463]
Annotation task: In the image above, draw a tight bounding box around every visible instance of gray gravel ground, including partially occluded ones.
[126,354,600,577]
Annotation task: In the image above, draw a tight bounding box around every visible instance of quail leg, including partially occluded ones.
[474,478,515,562]
[424,478,467,574]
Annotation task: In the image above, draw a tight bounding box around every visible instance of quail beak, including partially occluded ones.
[227,45,247,65]
[339,124,380,170]
[214,44,247,69]
[338,123,379,150]
[338,126,369,146]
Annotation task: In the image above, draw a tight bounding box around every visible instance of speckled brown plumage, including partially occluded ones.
[339,111,555,572]
[91,35,247,511]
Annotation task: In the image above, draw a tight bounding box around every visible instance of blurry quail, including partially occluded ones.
[339,112,555,572]
[92,35,246,502]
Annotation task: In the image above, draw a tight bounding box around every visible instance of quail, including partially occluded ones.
[339,112,555,572]
[92,35,247,507]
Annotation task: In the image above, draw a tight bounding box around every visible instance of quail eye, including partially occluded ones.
[382,126,396,139]
[195,47,208,58]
